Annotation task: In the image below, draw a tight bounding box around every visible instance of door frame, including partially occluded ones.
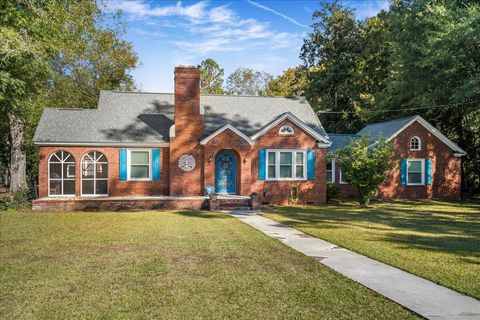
[215,150,237,194]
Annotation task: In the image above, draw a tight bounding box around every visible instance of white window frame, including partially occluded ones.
[339,168,348,184]
[326,159,335,183]
[406,158,425,186]
[80,151,108,197]
[48,151,76,197]
[266,149,307,181]
[279,125,295,136]
[410,136,421,151]
[127,149,152,181]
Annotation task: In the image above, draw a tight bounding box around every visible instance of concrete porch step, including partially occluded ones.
[218,207,252,211]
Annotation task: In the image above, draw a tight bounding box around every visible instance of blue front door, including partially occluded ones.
[215,151,236,194]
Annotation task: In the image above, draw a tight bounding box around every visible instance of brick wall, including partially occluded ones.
[169,66,204,196]
[203,128,252,196]
[251,120,327,205]
[38,146,169,198]
[335,121,461,200]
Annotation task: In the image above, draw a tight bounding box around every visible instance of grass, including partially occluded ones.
[261,200,480,299]
[0,210,418,319]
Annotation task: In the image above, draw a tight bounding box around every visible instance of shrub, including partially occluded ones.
[2,189,30,211]
[326,183,342,202]
[333,136,395,207]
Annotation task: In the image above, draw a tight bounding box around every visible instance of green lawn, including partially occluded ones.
[0,211,417,319]
[261,200,480,299]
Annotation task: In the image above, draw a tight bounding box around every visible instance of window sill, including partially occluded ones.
[127,178,152,181]
[266,178,307,181]
[406,183,425,186]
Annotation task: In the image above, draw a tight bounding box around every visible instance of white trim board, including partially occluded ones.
[200,124,255,145]
[250,112,331,146]
[387,116,466,155]
[35,142,170,147]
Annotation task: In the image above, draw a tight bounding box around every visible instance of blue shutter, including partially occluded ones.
[307,150,315,180]
[119,149,127,180]
[400,159,407,185]
[258,149,266,180]
[152,149,160,180]
[425,159,432,185]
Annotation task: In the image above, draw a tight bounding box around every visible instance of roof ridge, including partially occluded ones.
[362,115,417,128]
[103,90,306,99]
[327,133,359,136]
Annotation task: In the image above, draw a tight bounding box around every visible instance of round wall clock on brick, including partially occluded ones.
[178,154,196,171]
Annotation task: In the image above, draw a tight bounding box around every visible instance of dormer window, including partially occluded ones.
[279,125,295,136]
[410,136,421,151]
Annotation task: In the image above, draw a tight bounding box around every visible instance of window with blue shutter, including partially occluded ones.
[152,149,161,180]
[425,159,432,185]
[400,159,407,185]
[307,150,315,180]
[258,149,266,180]
[119,149,127,180]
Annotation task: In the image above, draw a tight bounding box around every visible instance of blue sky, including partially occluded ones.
[106,0,389,92]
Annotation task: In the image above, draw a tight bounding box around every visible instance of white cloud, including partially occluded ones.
[110,0,304,69]
[132,28,167,38]
[247,0,309,28]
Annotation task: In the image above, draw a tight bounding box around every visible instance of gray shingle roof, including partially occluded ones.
[327,134,360,151]
[356,116,416,140]
[34,91,328,144]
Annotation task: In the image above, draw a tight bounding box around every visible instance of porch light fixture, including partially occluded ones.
[208,154,213,163]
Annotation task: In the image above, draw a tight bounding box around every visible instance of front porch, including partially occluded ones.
[32,196,208,212]
[32,194,260,212]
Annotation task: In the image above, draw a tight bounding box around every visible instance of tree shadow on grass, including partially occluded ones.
[381,232,480,259]
[271,203,479,234]
[174,211,228,219]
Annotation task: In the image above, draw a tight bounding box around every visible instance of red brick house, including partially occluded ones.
[327,116,466,200]
[32,66,465,211]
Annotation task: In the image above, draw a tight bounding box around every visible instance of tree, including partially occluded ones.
[300,1,363,133]
[266,67,307,96]
[225,68,272,96]
[377,0,480,195]
[332,136,395,206]
[0,0,137,193]
[197,58,224,94]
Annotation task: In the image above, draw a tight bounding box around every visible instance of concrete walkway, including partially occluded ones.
[231,212,480,320]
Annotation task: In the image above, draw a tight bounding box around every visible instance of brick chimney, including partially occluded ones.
[169,66,204,196]
[173,66,203,139]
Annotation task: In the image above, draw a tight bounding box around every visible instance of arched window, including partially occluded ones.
[49,151,76,196]
[279,125,295,135]
[410,136,421,151]
[81,151,108,196]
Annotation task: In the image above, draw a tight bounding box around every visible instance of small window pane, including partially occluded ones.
[49,163,62,179]
[268,152,276,165]
[82,162,94,178]
[280,152,292,164]
[63,180,75,195]
[296,152,304,164]
[66,164,76,178]
[280,165,292,178]
[96,163,108,178]
[96,180,108,195]
[408,172,422,184]
[296,166,304,178]
[131,151,149,164]
[82,180,94,195]
[49,181,62,195]
[268,165,276,178]
[326,162,332,171]
[131,165,149,178]
[408,161,421,172]
[327,171,333,182]
[61,163,76,178]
